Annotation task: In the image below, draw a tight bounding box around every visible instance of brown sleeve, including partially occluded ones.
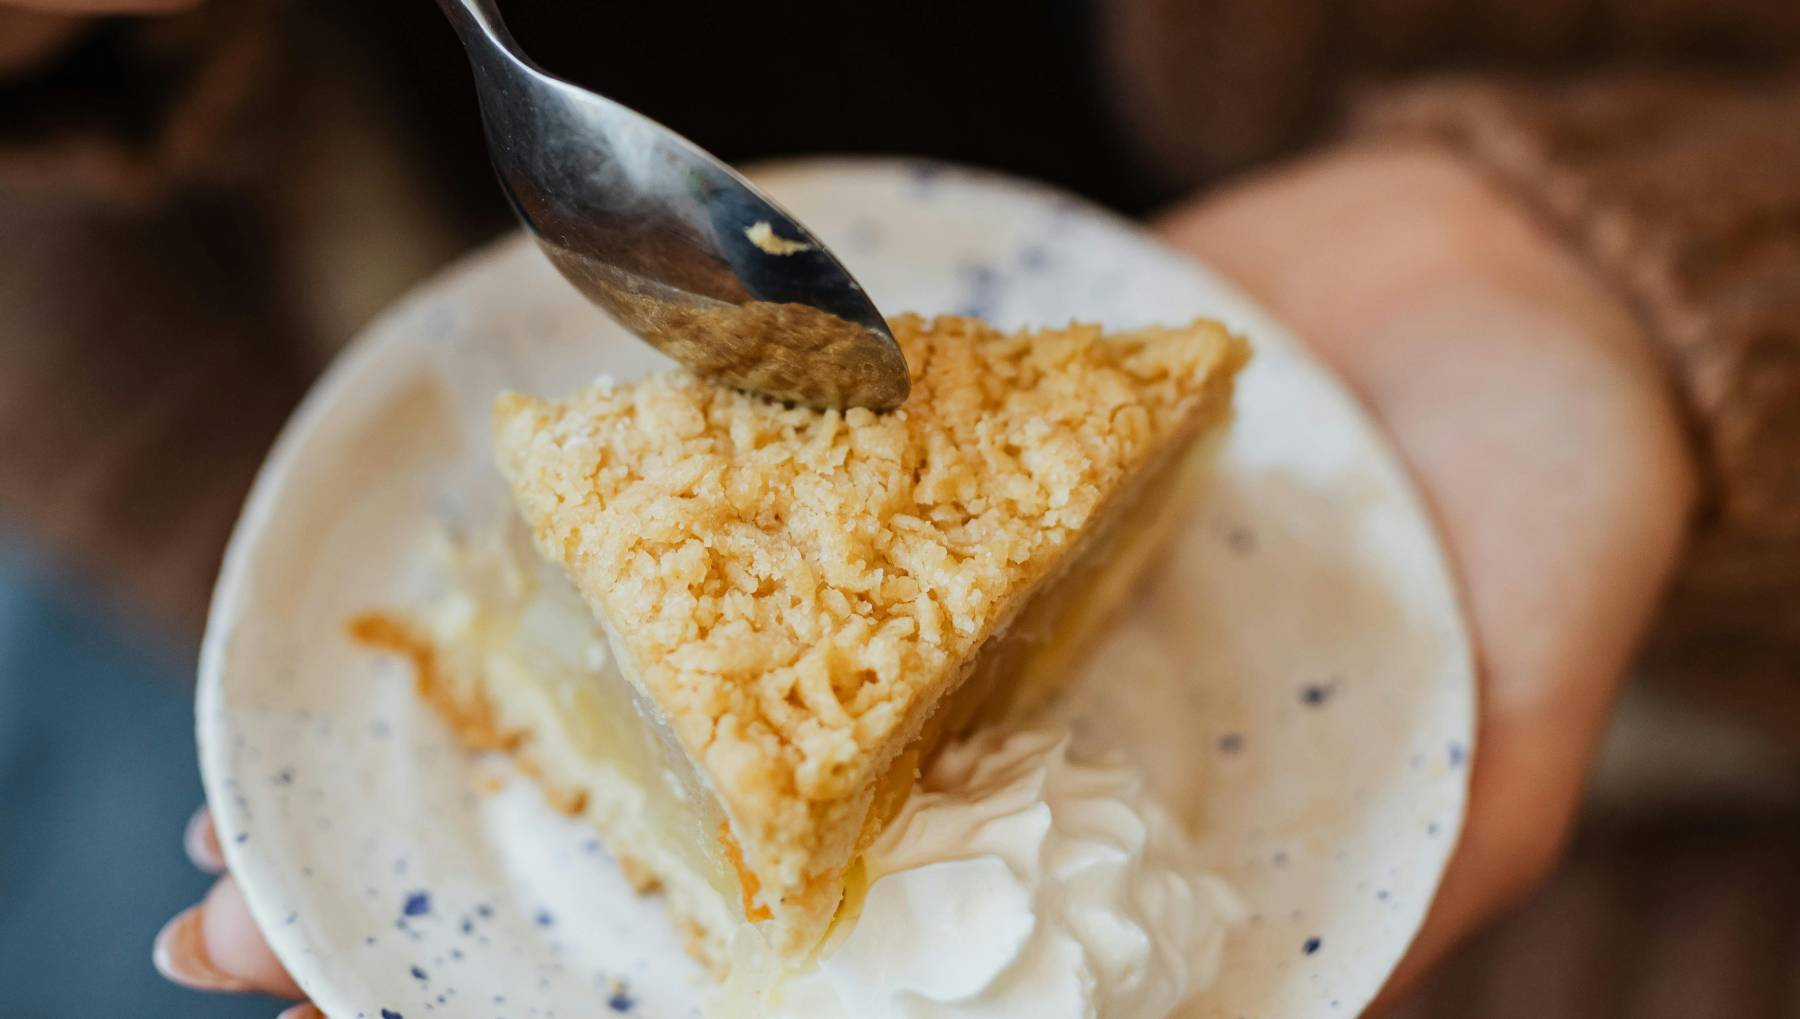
[1099,0,1800,188]
[1360,73,1800,535]
[1103,0,1800,707]
[1358,72,1800,718]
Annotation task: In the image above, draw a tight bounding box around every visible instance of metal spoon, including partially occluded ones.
[433,0,909,410]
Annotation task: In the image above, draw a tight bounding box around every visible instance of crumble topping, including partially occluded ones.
[491,313,1246,886]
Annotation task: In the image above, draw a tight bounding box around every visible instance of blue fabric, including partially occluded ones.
[0,538,280,1018]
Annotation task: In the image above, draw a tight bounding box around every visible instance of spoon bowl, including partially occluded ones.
[434,0,910,410]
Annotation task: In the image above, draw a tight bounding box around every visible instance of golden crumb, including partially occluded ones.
[491,313,1246,949]
[514,752,589,816]
[719,822,774,923]
[347,612,521,753]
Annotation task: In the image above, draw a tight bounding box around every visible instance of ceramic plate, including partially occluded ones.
[199,158,1474,1019]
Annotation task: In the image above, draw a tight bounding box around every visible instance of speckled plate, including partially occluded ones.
[199,158,1474,1019]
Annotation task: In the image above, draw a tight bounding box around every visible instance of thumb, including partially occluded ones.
[154,874,305,999]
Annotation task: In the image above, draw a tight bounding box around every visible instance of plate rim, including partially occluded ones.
[197,154,1476,1015]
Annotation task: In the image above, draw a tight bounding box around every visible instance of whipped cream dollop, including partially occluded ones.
[767,725,1243,1019]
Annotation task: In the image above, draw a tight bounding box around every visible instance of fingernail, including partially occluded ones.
[277,1004,324,1019]
[153,906,253,993]
[185,807,225,873]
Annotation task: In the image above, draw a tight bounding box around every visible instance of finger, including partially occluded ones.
[153,904,252,993]
[152,875,305,998]
[277,1004,325,1019]
[199,875,306,998]
[184,806,225,874]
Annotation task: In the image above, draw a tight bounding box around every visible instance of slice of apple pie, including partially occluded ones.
[365,313,1246,972]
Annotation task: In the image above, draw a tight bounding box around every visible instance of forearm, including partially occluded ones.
[1357,71,1800,722]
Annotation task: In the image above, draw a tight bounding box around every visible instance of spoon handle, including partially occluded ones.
[433,0,525,62]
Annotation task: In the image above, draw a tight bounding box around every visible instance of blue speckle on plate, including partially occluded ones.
[907,161,945,193]
[535,909,555,927]
[234,832,249,844]
[1226,525,1257,554]
[1217,732,1244,754]
[402,891,431,917]
[953,260,1003,318]
[1300,681,1336,707]
[411,964,429,982]
[381,1010,403,1019]
[1017,244,1051,272]
[956,262,999,288]
[607,984,636,1013]
[1448,741,1467,769]
[1303,936,1323,955]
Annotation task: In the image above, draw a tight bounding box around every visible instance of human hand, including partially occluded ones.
[1156,143,1696,1006]
[153,807,317,1018]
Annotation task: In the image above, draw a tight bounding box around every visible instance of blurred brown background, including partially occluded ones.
[1,1,1797,1015]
